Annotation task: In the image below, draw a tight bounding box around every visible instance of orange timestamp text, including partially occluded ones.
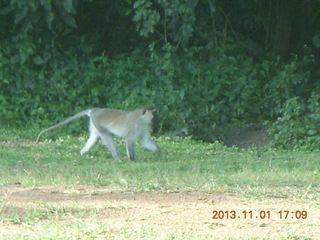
[212,210,308,220]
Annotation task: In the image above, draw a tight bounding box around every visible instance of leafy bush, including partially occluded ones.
[270,93,320,150]
[0,40,316,143]
[261,56,313,119]
[1,0,319,147]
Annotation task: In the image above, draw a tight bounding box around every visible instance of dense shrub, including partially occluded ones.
[270,93,320,150]
[261,56,314,119]
[1,0,319,148]
[0,44,317,143]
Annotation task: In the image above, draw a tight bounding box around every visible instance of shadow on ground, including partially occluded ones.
[223,124,271,148]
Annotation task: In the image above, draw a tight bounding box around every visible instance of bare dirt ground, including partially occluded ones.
[0,185,319,239]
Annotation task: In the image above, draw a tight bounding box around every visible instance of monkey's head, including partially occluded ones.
[141,106,158,124]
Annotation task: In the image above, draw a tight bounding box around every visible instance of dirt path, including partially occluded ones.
[0,186,319,239]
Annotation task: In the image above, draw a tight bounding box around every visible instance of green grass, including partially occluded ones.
[0,128,319,197]
[0,128,320,239]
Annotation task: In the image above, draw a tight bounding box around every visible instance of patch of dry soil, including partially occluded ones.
[0,186,319,239]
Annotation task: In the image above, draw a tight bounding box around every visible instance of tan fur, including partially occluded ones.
[36,107,160,160]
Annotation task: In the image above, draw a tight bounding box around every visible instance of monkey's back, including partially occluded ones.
[90,108,141,138]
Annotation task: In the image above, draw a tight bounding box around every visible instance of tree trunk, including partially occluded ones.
[272,0,297,58]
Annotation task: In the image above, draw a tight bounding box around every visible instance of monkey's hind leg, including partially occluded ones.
[80,124,100,155]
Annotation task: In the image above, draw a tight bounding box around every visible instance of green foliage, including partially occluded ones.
[0,0,78,66]
[173,46,264,141]
[0,42,316,143]
[261,56,313,118]
[270,93,320,150]
[133,0,161,37]
[0,0,319,146]
[132,0,197,46]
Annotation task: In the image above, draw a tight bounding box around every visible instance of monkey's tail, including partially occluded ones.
[36,109,91,144]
